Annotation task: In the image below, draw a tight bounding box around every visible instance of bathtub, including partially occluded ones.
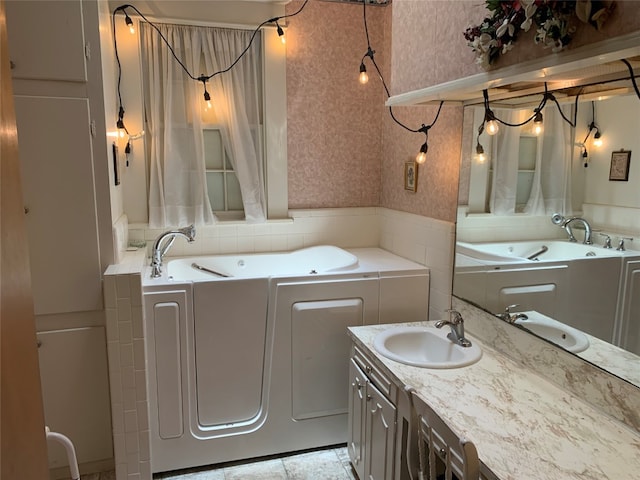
[457,239,627,263]
[166,245,359,280]
[143,247,430,473]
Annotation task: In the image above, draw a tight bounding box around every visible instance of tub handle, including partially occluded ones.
[191,262,230,278]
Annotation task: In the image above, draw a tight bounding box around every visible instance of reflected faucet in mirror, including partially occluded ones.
[495,304,529,324]
[551,213,592,245]
[150,224,196,278]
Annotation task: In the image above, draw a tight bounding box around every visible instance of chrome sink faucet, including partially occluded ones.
[551,213,592,245]
[435,309,472,347]
[495,304,529,324]
[150,224,196,278]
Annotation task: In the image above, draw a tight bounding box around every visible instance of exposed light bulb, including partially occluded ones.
[359,63,368,85]
[204,90,212,110]
[485,119,499,136]
[116,117,126,138]
[593,131,603,147]
[475,143,486,163]
[125,14,135,35]
[276,23,285,44]
[533,110,543,136]
[416,143,428,164]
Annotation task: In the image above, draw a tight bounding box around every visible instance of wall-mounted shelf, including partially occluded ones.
[386,30,640,108]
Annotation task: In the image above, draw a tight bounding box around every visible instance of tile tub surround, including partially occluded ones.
[348,323,640,480]
[453,297,640,433]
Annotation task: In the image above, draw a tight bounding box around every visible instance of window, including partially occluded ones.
[203,128,244,217]
[487,134,538,213]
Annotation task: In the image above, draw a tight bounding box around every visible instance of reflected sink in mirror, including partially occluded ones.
[373,326,482,368]
[514,312,590,353]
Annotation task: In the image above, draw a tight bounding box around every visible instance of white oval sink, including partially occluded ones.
[373,326,482,369]
[515,314,589,353]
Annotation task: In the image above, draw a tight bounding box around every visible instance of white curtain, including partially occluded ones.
[489,107,573,216]
[141,23,266,227]
[489,109,522,215]
[523,104,573,215]
[203,27,266,223]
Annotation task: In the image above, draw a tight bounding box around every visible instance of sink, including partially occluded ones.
[515,313,589,353]
[373,326,482,369]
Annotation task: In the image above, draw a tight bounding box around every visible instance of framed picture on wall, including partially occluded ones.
[404,161,417,192]
[609,149,631,181]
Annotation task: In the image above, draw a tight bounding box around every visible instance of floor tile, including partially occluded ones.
[161,470,225,480]
[223,458,288,480]
[282,449,350,480]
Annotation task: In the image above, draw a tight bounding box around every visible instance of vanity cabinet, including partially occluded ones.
[348,344,398,480]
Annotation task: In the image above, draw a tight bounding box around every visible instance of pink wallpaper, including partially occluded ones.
[285,0,462,222]
[286,0,386,208]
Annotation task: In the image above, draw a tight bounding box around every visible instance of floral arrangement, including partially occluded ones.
[464,0,615,68]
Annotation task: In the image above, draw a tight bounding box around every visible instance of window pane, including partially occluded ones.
[518,136,537,170]
[204,129,223,169]
[206,172,224,211]
[226,173,244,211]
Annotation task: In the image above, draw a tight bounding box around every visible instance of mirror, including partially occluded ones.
[455,89,640,389]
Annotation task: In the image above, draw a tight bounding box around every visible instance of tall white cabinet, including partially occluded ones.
[6,0,115,474]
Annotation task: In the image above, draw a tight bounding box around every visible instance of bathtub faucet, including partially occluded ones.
[150,224,196,278]
[551,213,592,245]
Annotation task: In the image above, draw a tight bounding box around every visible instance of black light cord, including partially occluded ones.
[621,58,640,100]
[112,1,309,132]
[483,83,580,130]
[360,0,445,140]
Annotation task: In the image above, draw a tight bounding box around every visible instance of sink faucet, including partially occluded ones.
[495,304,529,324]
[551,213,592,245]
[435,310,472,347]
[150,224,196,278]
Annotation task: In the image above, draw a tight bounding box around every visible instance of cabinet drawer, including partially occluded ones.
[352,345,394,399]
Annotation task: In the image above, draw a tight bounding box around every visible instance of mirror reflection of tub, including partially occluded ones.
[455,239,640,357]
[456,93,640,389]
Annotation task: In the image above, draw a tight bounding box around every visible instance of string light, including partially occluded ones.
[359,63,368,85]
[593,130,603,147]
[116,106,127,138]
[124,12,135,35]
[581,102,603,165]
[415,125,432,164]
[475,123,486,163]
[482,90,499,135]
[358,46,374,85]
[532,109,543,136]
[475,142,486,163]
[199,76,212,109]
[275,21,285,44]
[112,1,309,139]
[358,0,444,168]
[481,86,580,142]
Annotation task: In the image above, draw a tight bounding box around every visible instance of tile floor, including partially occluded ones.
[85,446,357,480]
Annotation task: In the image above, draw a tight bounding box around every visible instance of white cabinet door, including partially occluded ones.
[348,359,367,480]
[37,327,113,469]
[364,382,396,480]
[15,95,103,314]
[5,0,86,82]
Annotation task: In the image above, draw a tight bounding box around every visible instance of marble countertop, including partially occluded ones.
[348,322,640,480]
